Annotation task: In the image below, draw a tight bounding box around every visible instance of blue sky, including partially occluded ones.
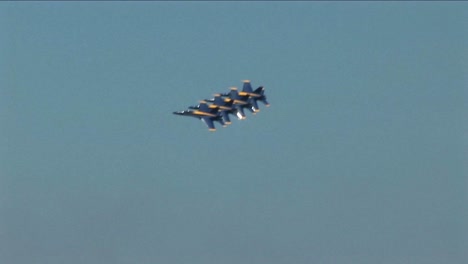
[1,2,467,264]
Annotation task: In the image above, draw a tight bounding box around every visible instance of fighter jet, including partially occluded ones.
[173,80,269,131]
[173,101,226,131]
[201,94,240,124]
[241,80,270,113]
[220,87,258,119]
[188,103,233,124]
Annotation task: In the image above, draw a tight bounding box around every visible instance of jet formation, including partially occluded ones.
[173,80,270,131]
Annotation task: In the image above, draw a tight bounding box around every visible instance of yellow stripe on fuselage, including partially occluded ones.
[193,110,217,117]
[238,92,261,97]
[207,104,231,110]
[217,105,232,110]
[233,100,247,105]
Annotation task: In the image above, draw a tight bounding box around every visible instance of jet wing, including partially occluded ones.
[221,111,231,124]
[250,99,260,112]
[201,117,216,131]
[235,106,246,120]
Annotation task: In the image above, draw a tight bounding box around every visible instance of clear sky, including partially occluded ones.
[1,2,467,264]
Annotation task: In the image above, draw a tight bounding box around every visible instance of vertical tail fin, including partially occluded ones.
[254,87,269,106]
[242,80,253,93]
[253,86,264,95]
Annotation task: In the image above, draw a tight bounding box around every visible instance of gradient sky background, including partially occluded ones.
[1,2,467,264]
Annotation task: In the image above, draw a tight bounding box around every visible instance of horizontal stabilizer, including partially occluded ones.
[261,97,270,106]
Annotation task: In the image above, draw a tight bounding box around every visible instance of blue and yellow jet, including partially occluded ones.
[203,94,242,124]
[219,87,253,120]
[241,80,270,113]
[220,80,270,118]
[173,101,225,131]
[174,80,269,131]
